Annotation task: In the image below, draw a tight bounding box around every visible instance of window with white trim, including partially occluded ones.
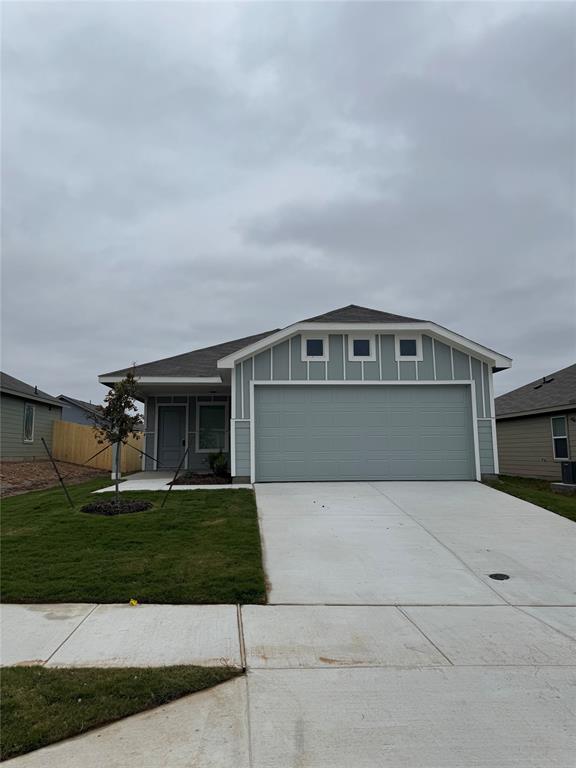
[348,334,376,361]
[551,416,569,460]
[196,403,228,452]
[301,335,329,361]
[23,403,35,442]
[394,335,423,361]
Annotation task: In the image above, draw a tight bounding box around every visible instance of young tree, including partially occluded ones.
[90,370,143,506]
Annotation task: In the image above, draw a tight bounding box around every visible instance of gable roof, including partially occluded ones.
[0,371,62,407]
[302,304,423,324]
[58,394,103,417]
[100,329,279,379]
[495,363,576,418]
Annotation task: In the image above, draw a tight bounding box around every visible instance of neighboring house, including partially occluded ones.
[99,304,512,482]
[0,372,62,461]
[495,364,576,481]
[57,395,103,426]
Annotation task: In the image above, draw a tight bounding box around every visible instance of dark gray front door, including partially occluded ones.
[157,406,186,468]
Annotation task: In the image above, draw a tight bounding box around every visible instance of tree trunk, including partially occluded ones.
[115,440,121,506]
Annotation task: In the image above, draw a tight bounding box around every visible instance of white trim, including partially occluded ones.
[230,418,236,476]
[99,375,222,384]
[394,334,423,362]
[480,363,486,419]
[551,415,570,461]
[450,347,455,380]
[231,366,237,420]
[347,333,377,362]
[301,333,329,362]
[248,379,480,483]
[217,321,512,370]
[377,334,382,380]
[343,335,347,380]
[270,347,274,380]
[155,402,188,470]
[288,337,292,380]
[432,338,437,380]
[23,402,35,443]
[240,361,245,420]
[195,400,230,454]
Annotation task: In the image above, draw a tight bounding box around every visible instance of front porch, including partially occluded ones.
[140,387,231,475]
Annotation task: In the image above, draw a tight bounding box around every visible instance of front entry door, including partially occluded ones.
[157,406,186,468]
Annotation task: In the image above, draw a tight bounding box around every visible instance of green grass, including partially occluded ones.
[484,474,576,523]
[1,478,266,603]
[1,665,241,761]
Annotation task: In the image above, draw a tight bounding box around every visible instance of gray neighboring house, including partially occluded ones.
[495,364,576,481]
[99,304,512,482]
[0,372,62,461]
[57,394,103,426]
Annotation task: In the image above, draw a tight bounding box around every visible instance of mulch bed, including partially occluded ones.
[172,473,231,486]
[0,461,107,498]
[81,500,153,516]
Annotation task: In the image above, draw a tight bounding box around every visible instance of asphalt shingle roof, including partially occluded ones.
[101,305,423,379]
[495,363,576,418]
[0,372,62,407]
[58,394,103,416]
[101,329,279,378]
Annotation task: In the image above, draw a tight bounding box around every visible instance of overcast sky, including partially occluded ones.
[2,1,574,403]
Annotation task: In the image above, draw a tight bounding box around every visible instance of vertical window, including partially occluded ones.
[197,404,227,452]
[23,403,35,442]
[551,416,569,460]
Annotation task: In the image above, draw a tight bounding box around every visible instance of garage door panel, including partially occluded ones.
[254,385,475,482]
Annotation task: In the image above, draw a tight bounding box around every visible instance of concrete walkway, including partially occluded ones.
[93,471,252,492]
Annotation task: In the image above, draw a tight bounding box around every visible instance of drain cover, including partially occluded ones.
[488,573,510,580]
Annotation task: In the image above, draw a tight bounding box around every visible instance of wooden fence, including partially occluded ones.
[52,421,144,473]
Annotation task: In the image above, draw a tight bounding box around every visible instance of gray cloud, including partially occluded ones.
[1,1,574,402]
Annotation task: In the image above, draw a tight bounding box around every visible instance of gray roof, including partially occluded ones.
[0,371,62,407]
[495,363,576,418]
[302,304,423,323]
[100,304,423,380]
[58,394,103,416]
[101,329,279,378]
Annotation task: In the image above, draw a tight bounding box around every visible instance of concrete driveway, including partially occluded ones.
[256,481,576,605]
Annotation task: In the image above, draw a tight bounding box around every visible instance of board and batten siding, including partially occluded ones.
[143,393,230,471]
[231,333,498,479]
[0,393,61,460]
[496,410,576,481]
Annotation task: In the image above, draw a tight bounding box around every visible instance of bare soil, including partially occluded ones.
[0,461,107,498]
[172,472,231,486]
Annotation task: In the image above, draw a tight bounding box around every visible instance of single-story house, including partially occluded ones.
[495,363,576,481]
[99,305,512,483]
[0,372,62,461]
[57,394,103,426]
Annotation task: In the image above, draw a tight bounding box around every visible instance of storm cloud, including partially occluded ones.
[1,1,574,402]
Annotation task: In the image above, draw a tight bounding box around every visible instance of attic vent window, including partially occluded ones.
[302,335,329,362]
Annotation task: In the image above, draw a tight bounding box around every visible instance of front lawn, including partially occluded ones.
[1,478,266,603]
[484,474,576,523]
[1,665,241,761]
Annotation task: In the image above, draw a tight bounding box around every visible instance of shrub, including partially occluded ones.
[81,500,152,516]
[208,451,229,478]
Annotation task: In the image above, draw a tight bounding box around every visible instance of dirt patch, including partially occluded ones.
[172,472,231,486]
[0,461,107,498]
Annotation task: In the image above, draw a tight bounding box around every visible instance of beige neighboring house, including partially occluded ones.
[495,364,576,481]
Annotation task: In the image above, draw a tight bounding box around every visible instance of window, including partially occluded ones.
[348,334,376,361]
[394,335,422,361]
[196,403,228,452]
[399,339,417,357]
[301,335,329,361]
[23,403,35,442]
[551,416,569,460]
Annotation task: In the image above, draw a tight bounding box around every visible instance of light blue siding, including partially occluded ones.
[482,363,491,417]
[234,421,251,476]
[470,357,484,417]
[399,361,417,381]
[363,335,381,380]
[309,361,326,380]
[380,335,398,379]
[290,335,307,380]
[272,341,290,380]
[254,349,271,381]
[434,340,452,380]
[344,336,362,380]
[327,335,344,379]
[235,364,243,417]
[453,349,470,380]
[243,358,253,417]
[417,335,435,380]
[478,421,495,473]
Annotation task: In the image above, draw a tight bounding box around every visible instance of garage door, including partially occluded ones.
[254,385,476,482]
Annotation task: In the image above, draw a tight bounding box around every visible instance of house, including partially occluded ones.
[495,364,576,480]
[99,305,512,483]
[0,372,62,461]
[57,395,103,426]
